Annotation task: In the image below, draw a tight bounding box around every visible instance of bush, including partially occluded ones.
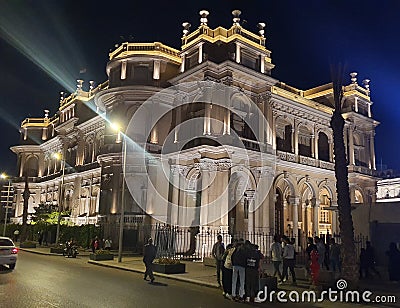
[95,249,111,255]
[154,258,181,265]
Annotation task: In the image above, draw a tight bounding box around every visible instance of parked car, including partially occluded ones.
[0,237,18,270]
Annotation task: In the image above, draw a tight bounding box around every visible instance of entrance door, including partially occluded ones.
[275,188,284,236]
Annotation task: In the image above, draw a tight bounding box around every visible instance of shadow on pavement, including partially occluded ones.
[149,281,168,287]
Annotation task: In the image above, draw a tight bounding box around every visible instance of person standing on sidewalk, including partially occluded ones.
[270,235,283,283]
[212,235,225,287]
[231,239,247,302]
[222,241,236,299]
[282,236,296,285]
[143,238,157,283]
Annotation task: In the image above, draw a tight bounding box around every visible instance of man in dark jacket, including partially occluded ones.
[143,238,157,283]
[212,235,225,286]
[231,239,247,302]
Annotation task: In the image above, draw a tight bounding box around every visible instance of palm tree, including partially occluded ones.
[330,66,359,286]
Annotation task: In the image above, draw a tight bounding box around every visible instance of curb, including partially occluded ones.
[19,248,59,256]
[87,260,219,289]
[19,248,91,257]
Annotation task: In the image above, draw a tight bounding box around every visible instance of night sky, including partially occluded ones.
[0,1,399,175]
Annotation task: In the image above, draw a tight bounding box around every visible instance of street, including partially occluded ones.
[0,252,249,308]
[0,252,397,308]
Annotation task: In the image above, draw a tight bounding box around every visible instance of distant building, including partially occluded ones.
[9,11,379,251]
[377,177,400,202]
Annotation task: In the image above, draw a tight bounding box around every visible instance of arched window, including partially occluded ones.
[298,126,312,157]
[24,156,39,177]
[276,118,292,152]
[318,132,330,161]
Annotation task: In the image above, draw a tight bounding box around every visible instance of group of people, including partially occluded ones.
[90,236,112,253]
[305,236,342,274]
[270,235,297,285]
[212,235,264,303]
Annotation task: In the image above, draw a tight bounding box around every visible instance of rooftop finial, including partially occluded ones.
[350,72,358,84]
[60,91,65,102]
[257,22,266,37]
[182,22,191,36]
[89,80,95,91]
[199,10,209,26]
[232,10,241,26]
[362,79,370,90]
[44,109,49,119]
[76,79,84,91]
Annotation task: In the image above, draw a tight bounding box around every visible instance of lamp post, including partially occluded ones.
[1,173,12,237]
[111,123,126,263]
[53,152,66,245]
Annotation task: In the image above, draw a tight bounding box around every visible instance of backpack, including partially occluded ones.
[224,247,235,269]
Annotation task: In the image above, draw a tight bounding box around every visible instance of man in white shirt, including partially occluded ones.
[270,235,283,283]
[282,236,296,285]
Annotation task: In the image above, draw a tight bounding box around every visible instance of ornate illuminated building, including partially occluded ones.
[10,10,379,248]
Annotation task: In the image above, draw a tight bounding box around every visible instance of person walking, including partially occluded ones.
[329,238,341,275]
[143,238,157,283]
[231,239,246,302]
[245,244,262,303]
[222,241,236,299]
[104,238,112,250]
[314,236,325,269]
[270,235,283,283]
[365,241,380,278]
[282,236,296,285]
[212,235,225,287]
[386,242,400,282]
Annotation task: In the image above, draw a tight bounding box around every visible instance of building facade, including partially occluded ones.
[10,11,379,250]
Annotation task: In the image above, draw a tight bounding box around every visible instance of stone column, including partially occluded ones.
[198,42,203,64]
[169,165,181,226]
[348,125,355,165]
[293,126,298,154]
[370,131,376,170]
[314,131,319,160]
[218,161,231,228]
[311,135,315,158]
[290,196,299,241]
[312,199,320,236]
[329,140,334,162]
[203,103,211,135]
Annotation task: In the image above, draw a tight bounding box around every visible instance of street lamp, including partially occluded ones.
[111,123,126,263]
[1,173,12,237]
[52,152,66,245]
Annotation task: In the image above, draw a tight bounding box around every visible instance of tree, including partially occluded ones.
[330,66,359,286]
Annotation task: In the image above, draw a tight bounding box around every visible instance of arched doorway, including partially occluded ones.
[275,188,284,236]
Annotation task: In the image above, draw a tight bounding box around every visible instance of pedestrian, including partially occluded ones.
[314,236,325,268]
[231,239,246,302]
[222,240,236,299]
[212,234,225,287]
[282,236,296,285]
[104,238,112,250]
[38,232,43,246]
[13,229,20,242]
[386,242,400,282]
[143,238,157,283]
[329,238,341,274]
[359,248,368,279]
[365,241,380,278]
[91,236,99,253]
[270,235,283,283]
[245,244,262,303]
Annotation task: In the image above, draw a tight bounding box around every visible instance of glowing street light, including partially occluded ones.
[52,152,65,245]
[1,173,12,237]
[111,122,126,262]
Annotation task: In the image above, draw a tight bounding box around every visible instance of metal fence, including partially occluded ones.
[150,224,368,265]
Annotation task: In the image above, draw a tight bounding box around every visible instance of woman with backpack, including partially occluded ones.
[222,239,237,299]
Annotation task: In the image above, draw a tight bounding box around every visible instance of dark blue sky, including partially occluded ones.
[0,0,399,174]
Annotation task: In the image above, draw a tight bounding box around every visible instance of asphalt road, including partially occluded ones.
[0,251,252,308]
[2,252,396,308]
